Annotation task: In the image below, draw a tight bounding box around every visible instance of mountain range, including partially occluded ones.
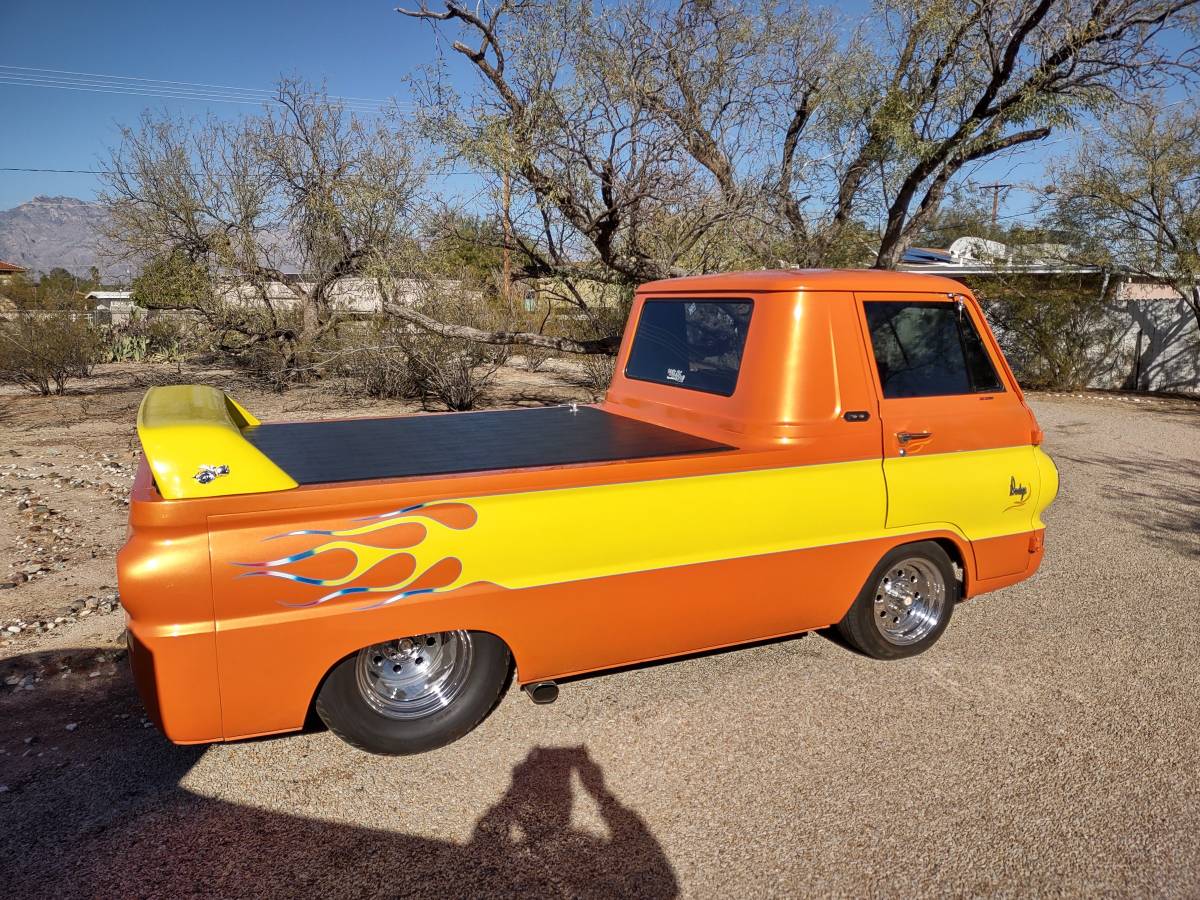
[0,195,310,282]
[0,195,128,281]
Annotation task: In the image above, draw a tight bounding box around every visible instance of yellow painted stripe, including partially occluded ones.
[883,445,1055,540]
[249,446,1056,607]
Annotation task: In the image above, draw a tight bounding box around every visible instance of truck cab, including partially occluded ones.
[119,269,1057,755]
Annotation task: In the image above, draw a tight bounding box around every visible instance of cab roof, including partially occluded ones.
[637,268,968,295]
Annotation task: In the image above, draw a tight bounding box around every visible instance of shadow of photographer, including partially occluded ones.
[1,649,678,899]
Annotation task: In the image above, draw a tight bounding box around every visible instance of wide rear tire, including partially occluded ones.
[836,541,957,660]
[315,630,510,755]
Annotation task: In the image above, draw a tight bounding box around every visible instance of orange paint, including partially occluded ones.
[119,270,1054,743]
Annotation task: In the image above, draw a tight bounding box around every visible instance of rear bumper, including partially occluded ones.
[125,616,223,744]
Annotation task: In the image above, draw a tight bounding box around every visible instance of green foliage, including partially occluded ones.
[104,313,193,363]
[968,273,1128,390]
[1050,99,1200,331]
[3,269,100,307]
[131,253,212,313]
[423,213,507,277]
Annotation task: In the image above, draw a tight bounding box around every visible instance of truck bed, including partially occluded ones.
[242,405,733,485]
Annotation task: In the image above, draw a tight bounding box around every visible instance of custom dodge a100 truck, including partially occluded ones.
[119,269,1057,754]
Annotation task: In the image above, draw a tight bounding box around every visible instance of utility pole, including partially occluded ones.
[979,182,1012,228]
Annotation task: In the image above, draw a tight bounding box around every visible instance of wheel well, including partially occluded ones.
[928,537,968,597]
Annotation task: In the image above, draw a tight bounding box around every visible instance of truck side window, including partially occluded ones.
[863,301,1004,398]
[625,299,752,396]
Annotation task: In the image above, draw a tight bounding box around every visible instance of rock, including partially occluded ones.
[5,625,20,634]
[65,723,78,732]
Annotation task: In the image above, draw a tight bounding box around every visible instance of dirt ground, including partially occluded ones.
[1,370,1198,898]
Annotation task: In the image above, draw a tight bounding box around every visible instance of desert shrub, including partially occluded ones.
[339,286,509,410]
[517,344,556,372]
[0,299,103,395]
[579,353,614,396]
[567,297,626,398]
[337,321,421,400]
[233,308,348,387]
[404,331,507,411]
[970,273,1128,390]
[385,281,515,411]
[104,312,194,362]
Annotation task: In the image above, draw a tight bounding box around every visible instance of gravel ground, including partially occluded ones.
[1,392,1198,899]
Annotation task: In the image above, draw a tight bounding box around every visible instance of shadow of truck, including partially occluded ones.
[1,649,678,899]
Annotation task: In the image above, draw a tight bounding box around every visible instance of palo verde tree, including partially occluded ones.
[100,78,423,382]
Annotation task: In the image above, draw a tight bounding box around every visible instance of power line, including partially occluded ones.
[0,77,394,113]
[0,65,396,105]
[0,65,408,113]
[0,166,478,177]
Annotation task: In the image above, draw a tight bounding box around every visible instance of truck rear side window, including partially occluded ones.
[864,301,1004,398]
[624,300,752,396]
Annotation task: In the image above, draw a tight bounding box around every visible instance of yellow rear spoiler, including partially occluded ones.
[136,385,298,500]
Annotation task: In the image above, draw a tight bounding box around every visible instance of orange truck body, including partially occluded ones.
[119,270,1057,744]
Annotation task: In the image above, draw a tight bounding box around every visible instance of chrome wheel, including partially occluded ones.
[355,631,473,720]
[871,557,946,646]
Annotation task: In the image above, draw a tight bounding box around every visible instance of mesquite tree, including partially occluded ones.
[100,79,422,381]
[396,0,1198,353]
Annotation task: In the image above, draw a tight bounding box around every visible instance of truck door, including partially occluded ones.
[854,292,1042,579]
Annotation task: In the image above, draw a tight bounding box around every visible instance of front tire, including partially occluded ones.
[315,630,510,755]
[836,541,957,660]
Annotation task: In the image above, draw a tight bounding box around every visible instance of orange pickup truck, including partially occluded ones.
[119,269,1057,755]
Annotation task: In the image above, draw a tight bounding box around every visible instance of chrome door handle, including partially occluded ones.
[897,431,932,444]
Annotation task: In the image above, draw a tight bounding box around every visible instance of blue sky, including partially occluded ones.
[0,0,448,208]
[0,1,1189,225]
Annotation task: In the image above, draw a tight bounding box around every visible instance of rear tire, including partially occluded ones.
[836,541,957,660]
[316,630,510,755]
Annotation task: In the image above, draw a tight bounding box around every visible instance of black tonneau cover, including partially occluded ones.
[243,405,732,485]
